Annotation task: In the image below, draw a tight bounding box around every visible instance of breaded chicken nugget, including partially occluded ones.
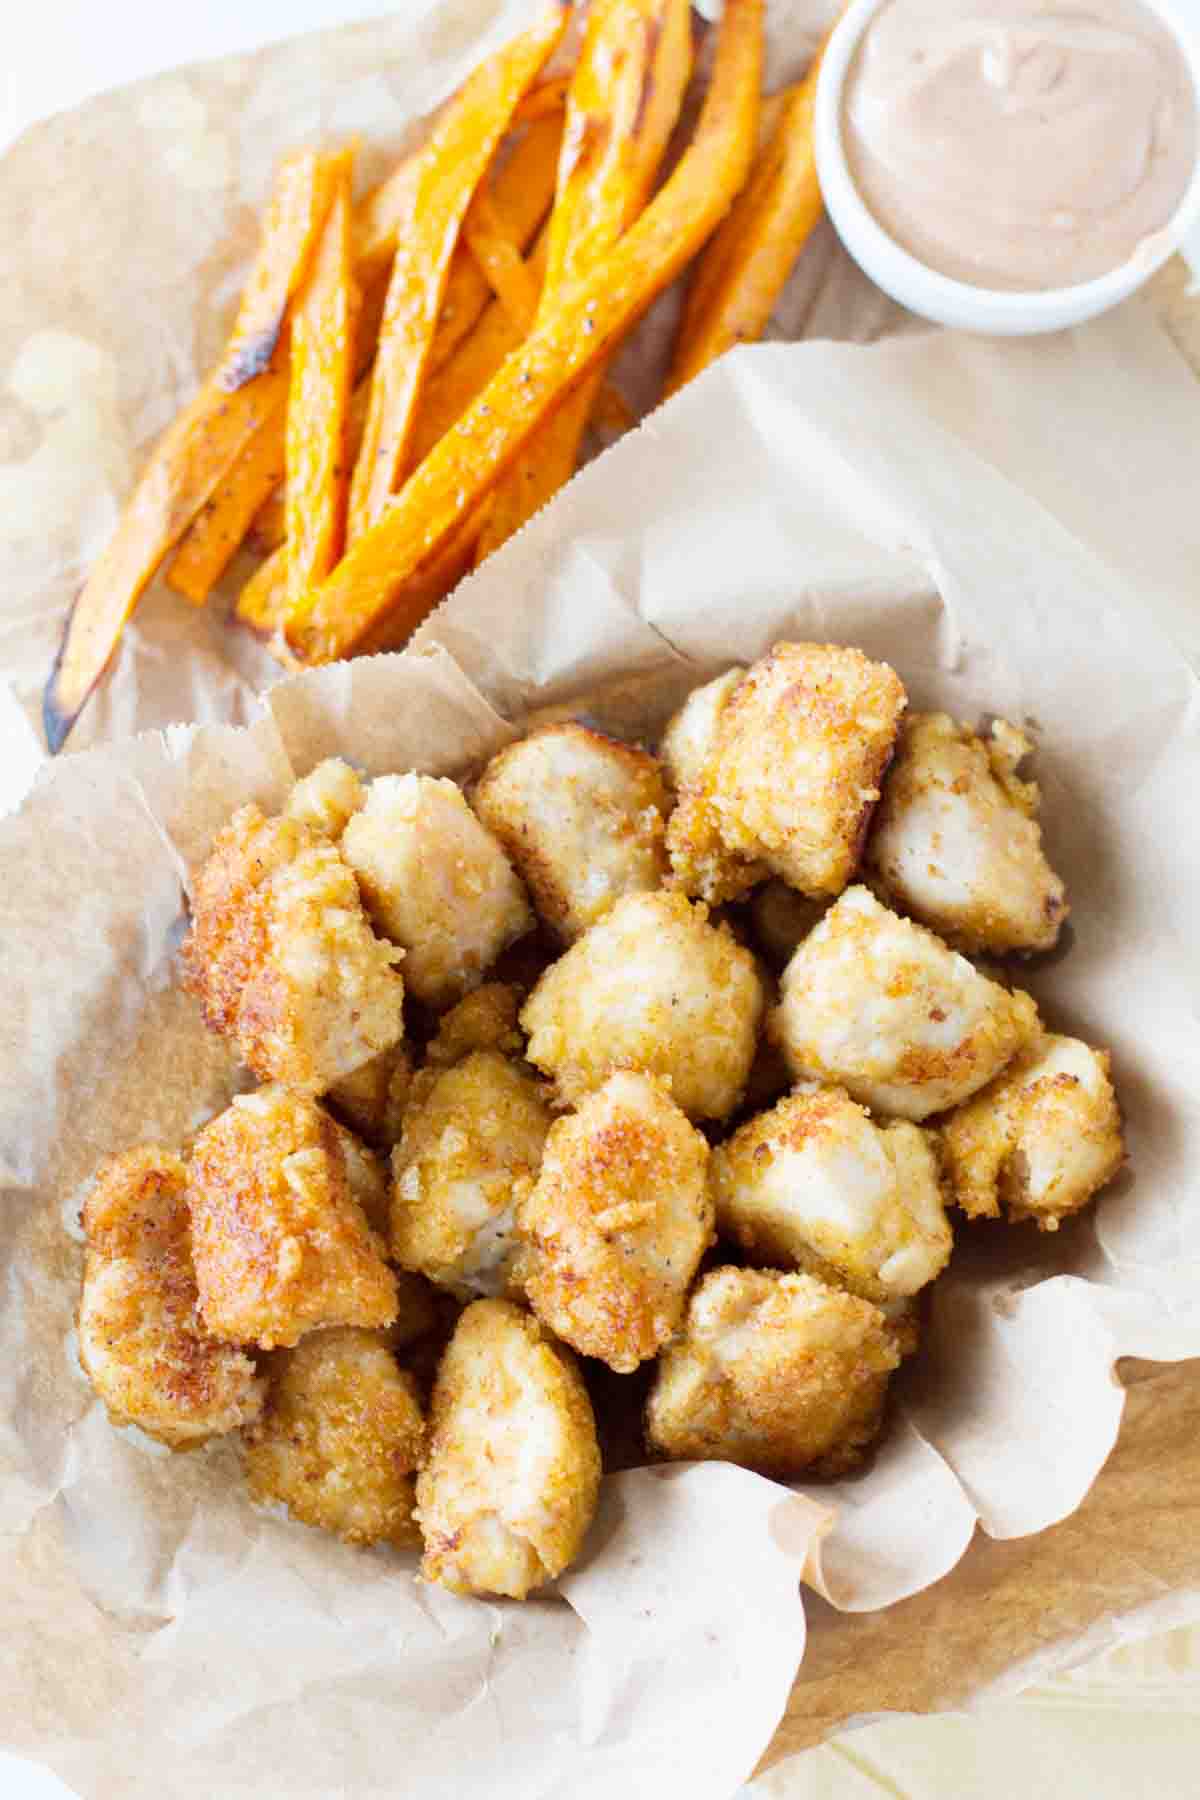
[749,880,828,970]
[285,757,365,839]
[710,643,907,896]
[327,1043,414,1150]
[473,723,670,944]
[645,1266,900,1478]
[518,1072,713,1372]
[660,668,766,904]
[865,713,1068,954]
[341,774,532,1008]
[941,1032,1123,1229]
[391,1050,551,1300]
[521,891,765,1120]
[78,1145,263,1448]
[423,982,525,1069]
[415,1298,601,1598]
[181,804,405,1095]
[244,1327,425,1546]
[187,1087,397,1348]
[711,1086,952,1302]
[772,887,1039,1121]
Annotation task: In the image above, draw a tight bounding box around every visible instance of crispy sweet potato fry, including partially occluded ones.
[516,74,571,122]
[286,167,356,609]
[286,0,761,665]
[43,145,350,750]
[665,48,826,394]
[165,393,287,603]
[345,4,568,544]
[176,112,565,593]
[463,188,542,330]
[474,0,693,565]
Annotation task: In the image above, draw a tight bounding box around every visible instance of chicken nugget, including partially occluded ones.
[646,1266,900,1478]
[187,1087,397,1348]
[941,1031,1124,1229]
[423,982,525,1069]
[711,1086,952,1302]
[710,643,907,896]
[327,1042,414,1150]
[181,804,405,1095]
[772,886,1039,1121]
[391,1050,551,1300]
[473,723,669,944]
[660,668,766,904]
[521,891,765,1121]
[415,1298,601,1598]
[285,757,365,839]
[341,774,532,1008]
[244,1327,425,1546]
[78,1145,263,1448]
[865,713,1068,954]
[518,1072,713,1372]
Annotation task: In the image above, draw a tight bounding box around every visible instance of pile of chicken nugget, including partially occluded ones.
[74,643,1125,1600]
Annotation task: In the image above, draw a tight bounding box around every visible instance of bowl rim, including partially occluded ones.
[813,0,1200,327]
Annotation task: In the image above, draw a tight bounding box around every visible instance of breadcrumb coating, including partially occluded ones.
[710,643,907,896]
[518,1072,714,1372]
[341,774,532,1008]
[941,1032,1124,1228]
[661,669,766,904]
[284,758,366,839]
[415,1299,601,1598]
[473,723,669,943]
[711,1086,952,1302]
[327,1043,414,1150]
[244,1327,425,1546]
[78,1145,263,1448]
[521,891,765,1121]
[423,983,525,1069]
[391,1049,551,1300]
[865,713,1068,954]
[187,1086,397,1348]
[772,886,1040,1120]
[181,804,405,1095]
[645,1267,900,1478]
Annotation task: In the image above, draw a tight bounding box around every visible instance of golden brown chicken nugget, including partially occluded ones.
[660,668,766,904]
[473,723,669,943]
[521,890,765,1121]
[341,774,532,1008]
[710,643,907,896]
[78,1145,263,1448]
[941,1031,1123,1228]
[865,713,1068,954]
[646,1266,900,1478]
[187,1087,397,1349]
[712,1086,952,1302]
[181,804,405,1095]
[518,1071,713,1372]
[244,1327,425,1546]
[415,1299,601,1598]
[284,757,366,839]
[771,886,1040,1121]
[391,1049,551,1300]
[422,982,525,1069]
[327,1042,414,1150]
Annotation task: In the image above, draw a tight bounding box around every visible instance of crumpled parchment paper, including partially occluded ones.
[2,3,1200,1796]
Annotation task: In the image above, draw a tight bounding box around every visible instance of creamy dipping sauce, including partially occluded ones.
[843,0,1198,290]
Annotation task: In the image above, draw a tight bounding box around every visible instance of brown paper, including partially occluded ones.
[3,4,1200,1796]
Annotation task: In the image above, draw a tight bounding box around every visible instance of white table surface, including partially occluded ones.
[4,6,1199,1797]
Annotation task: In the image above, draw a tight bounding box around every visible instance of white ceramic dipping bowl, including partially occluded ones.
[813,0,1200,334]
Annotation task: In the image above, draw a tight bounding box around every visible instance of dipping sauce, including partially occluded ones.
[843,0,1198,290]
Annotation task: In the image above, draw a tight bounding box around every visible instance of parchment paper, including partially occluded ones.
[3,3,1200,1797]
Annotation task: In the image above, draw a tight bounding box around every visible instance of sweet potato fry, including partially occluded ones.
[345,4,568,544]
[474,0,693,565]
[664,48,826,395]
[286,166,356,609]
[43,145,350,750]
[286,0,762,664]
[249,487,286,554]
[463,189,542,330]
[515,74,571,123]
[165,393,287,602]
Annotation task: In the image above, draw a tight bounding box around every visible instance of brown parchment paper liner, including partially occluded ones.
[3,3,1200,1796]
